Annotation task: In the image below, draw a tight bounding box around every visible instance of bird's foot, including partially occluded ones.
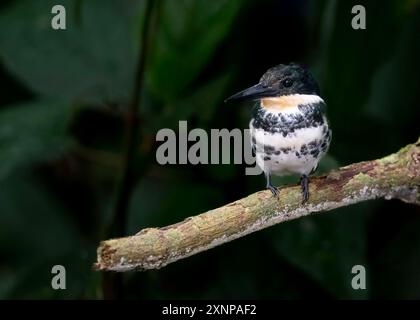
[300,174,309,204]
[267,184,279,198]
[265,172,279,198]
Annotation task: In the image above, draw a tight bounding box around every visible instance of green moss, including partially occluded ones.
[378,138,419,166]
[344,173,374,192]
[166,228,182,242]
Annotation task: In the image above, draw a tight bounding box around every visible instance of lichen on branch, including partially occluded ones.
[94,137,420,272]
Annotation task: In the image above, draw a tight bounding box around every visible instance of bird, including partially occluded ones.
[225,63,331,203]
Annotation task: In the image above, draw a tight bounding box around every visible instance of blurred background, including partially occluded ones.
[0,0,419,299]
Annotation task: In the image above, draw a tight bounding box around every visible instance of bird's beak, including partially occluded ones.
[224,83,276,103]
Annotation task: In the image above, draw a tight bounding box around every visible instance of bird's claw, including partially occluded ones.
[300,175,309,204]
[268,185,279,198]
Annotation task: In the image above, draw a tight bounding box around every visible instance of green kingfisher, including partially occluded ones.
[226,63,331,203]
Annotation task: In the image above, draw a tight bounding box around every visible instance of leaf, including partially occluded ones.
[315,0,419,162]
[0,0,140,104]
[268,203,370,299]
[0,176,87,299]
[364,13,420,126]
[146,0,241,101]
[0,100,72,180]
[370,208,420,299]
[144,73,232,132]
[127,171,224,233]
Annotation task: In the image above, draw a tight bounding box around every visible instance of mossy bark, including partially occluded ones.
[95,138,420,271]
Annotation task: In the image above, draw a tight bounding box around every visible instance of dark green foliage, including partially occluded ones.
[0,0,419,299]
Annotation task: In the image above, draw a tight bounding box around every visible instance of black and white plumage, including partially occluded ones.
[226,63,331,203]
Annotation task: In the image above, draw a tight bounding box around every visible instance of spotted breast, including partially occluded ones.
[250,94,331,177]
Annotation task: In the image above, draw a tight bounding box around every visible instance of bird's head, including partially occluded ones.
[225,63,320,103]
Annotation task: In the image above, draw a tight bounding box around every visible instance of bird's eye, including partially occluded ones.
[282,78,293,88]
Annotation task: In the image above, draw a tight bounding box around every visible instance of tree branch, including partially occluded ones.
[94,138,420,272]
